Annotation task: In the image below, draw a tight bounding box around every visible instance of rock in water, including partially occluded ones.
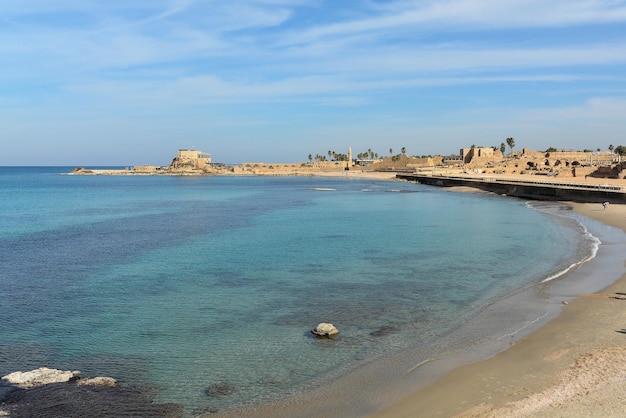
[311,323,339,338]
[1,368,180,417]
[205,382,234,397]
[2,368,118,389]
[2,367,80,388]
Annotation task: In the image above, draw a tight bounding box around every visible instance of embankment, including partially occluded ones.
[397,173,626,203]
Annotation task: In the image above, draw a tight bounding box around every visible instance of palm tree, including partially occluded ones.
[609,144,614,154]
[506,137,515,155]
[308,154,312,163]
[500,143,506,154]
[401,147,406,155]
[389,148,393,156]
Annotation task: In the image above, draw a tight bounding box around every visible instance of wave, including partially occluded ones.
[525,201,601,283]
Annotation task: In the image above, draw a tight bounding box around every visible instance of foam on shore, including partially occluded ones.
[526,202,602,283]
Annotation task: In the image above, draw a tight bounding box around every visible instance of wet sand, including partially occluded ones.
[370,201,626,418]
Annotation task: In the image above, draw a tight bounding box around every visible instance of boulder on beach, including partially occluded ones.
[2,367,80,388]
[311,323,339,338]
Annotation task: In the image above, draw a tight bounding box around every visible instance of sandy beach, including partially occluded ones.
[370,201,626,418]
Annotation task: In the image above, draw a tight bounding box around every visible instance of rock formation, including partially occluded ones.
[311,323,340,338]
[2,367,80,388]
[0,368,179,417]
[1,367,117,388]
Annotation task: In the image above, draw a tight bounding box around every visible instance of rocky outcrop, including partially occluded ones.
[2,368,80,388]
[311,323,339,338]
[2,367,117,388]
[70,167,93,174]
[0,368,183,417]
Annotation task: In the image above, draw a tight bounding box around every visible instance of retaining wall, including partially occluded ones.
[397,174,626,204]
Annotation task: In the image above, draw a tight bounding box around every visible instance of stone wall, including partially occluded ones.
[462,147,502,165]
[132,165,162,172]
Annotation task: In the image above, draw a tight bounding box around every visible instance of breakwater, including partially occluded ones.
[396,174,626,203]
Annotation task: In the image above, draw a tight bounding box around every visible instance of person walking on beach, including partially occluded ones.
[603,201,609,210]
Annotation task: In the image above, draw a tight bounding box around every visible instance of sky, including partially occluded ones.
[2,0,626,166]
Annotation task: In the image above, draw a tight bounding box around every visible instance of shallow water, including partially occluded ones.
[0,167,597,416]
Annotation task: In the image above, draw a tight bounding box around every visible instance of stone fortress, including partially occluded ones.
[130,149,212,173]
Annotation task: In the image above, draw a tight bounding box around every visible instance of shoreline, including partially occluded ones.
[368,201,626,418]
[8,170,625,417]
[204,178,626,418]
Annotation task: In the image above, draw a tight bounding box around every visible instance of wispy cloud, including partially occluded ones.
[279,0,626,46]
[2,0,626,163]
[4,0,626,80]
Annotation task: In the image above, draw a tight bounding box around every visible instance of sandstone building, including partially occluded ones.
[169,149,212,170]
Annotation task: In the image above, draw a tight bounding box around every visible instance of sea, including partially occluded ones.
[0,166,622,417]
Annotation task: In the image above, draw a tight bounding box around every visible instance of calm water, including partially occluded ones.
[0,167,596,416]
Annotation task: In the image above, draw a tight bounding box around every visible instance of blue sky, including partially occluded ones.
[2,0,626,166]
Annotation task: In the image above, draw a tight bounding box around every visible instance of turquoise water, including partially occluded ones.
[0,167,594,415]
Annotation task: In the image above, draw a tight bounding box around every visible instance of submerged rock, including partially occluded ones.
[370,325,396,338]
[205,382,234,397]
[76,376,118,387]
[311,323,339,338]
[0,382,183,417]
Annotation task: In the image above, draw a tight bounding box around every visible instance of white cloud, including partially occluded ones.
[4,0,626,83]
